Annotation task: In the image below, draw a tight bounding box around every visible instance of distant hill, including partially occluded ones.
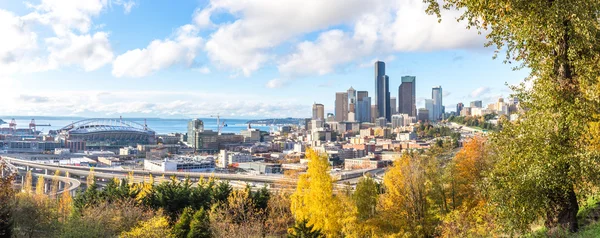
[0,119,5,125]
[246,118,305,125]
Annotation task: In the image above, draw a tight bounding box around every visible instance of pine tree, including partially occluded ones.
[287,220,323,238]
[172,207,193,238]
[188,208,211,238]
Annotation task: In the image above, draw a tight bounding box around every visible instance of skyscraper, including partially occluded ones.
[347,87,356,121]
[383,75,391,122]
[390,97,397,114]
[374,61,391,122]
[456,103,464,115]
[312,103,324,120]
[335,92,348,122]
[425,99,434,121]
[356,91,371,123]
[432,86,443,121]
[470,100,483,108]
[398,76,416,117]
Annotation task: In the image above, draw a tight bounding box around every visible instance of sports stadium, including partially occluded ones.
[58,118,156,151]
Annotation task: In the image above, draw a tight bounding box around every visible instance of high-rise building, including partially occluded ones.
[187,119,204,147]
[425,99,434,121]
[374,61,391,122]
[357,91,368,101]
[399,76,416,117]
[432,86,443,121]
[335,92,348,122]
[456,103,464,115]
[391,114,405,128]
[418,108,429,122]
[390,97,397,114]
[371,105,378,123]
[384,75,391,122]
[347,87,356,121]
[376,117,387,127]
[357,94,371,123]
[312,103,325,120]
[470,100,483,108]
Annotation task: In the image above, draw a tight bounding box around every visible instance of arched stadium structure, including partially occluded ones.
[58,118,156,151]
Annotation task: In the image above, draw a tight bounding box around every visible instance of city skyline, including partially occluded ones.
[0,0,528,119]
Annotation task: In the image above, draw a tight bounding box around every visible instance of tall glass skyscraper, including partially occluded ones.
[374,61,391,122]
[432,86,443,121]
[356,91,371,123]
[399,76,416,117]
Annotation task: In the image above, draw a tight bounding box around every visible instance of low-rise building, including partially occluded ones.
[98,157,122,166]
[144,157,215,172]
[237,162,282,174]
[344,158,386,170]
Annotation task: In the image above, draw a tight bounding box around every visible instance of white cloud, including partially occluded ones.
[471,87,491,98]
[46,32,114,71]
[193,66,211,74]
[112,24,203,77]
[0,10,38,64]
[277,0,483,76]
[193,7,214,29]
[196,0,484,77]
[203,0,388,76]
[23,0,108,36]
[0,1,117,73]
[111,0,136,14]
[265,78,290,88]
[279,30,369,76]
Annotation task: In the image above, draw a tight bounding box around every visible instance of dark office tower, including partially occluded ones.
[335,92,348,122]
[456,103,464,115]
[383,75,391,122]
[375,61,387,121]
[398,76,416,117]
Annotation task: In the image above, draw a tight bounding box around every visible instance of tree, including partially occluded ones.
[120,215,173,238]
[425,0,600,233]
[58,190,73,223]
[264,192,295,236]
[353,175,378,221]
[378,152,436,237]
[290,148,343,237]
[209,190,263,237]
[0,161,15,237]
[287,220,323,238]
[61,199,153,238]
[188,208,211,238]
[172,207,193,238]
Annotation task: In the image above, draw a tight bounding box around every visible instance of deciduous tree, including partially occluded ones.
[425,0,600,233]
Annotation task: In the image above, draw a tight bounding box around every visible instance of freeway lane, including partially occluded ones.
[6,157,291,184]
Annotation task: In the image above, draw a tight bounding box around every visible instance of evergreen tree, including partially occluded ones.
[172,207,193,238]
[287,220,323,238]
[188,208,211,238]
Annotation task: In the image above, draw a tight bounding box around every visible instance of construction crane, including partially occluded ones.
[28,119,51,132]
[210,114,227,135]
[8,119,16,130]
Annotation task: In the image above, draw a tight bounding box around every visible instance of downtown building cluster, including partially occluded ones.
[314,61,446,129]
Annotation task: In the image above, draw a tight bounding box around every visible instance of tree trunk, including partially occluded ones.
[545,187,579,232]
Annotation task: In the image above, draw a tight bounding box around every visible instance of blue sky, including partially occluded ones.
[0,0,528,119]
